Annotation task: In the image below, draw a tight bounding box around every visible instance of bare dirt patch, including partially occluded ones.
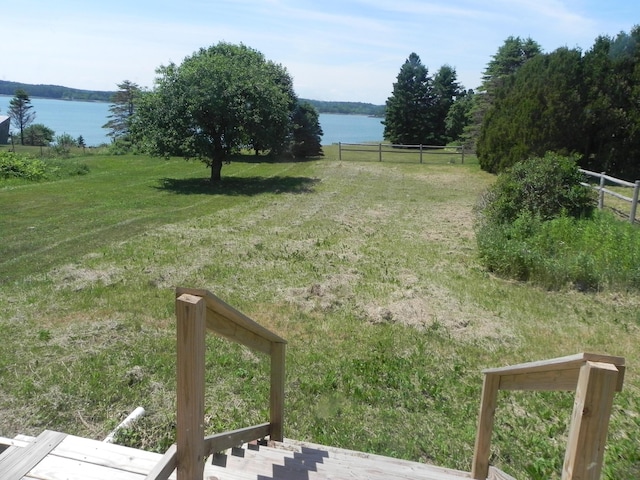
[48,263,122,291]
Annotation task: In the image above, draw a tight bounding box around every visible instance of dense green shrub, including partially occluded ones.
[476,152,640,291]
[0,151,89,182]
[477,152,596,226]
[0,151,47,180]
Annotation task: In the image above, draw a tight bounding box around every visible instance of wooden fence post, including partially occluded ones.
[598,172,606,210]
[379,143,382,162]
[270,342,286,442]
[176,294,206,480]
[461,146,465,164]
[338,142,342,161]
[471,373,500,479]
[630,180,639,224]
[562,361,618,479]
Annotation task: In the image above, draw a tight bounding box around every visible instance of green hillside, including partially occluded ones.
[0,80,114,102]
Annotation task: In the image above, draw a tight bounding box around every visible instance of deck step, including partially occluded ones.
[206,438,471,480]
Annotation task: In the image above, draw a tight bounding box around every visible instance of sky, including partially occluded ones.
[4,1,640,104]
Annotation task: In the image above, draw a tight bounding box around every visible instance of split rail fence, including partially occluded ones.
[338,142,466,164]
[580,169,640,223]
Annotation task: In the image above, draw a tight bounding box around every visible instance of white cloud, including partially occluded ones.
[4,0,640,102]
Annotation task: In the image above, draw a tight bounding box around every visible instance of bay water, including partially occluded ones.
[0,96,384,147]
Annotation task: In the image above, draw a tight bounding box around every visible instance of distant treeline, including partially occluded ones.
[301,99,385,116]
[0,80,385,115]
[0,80,114,102]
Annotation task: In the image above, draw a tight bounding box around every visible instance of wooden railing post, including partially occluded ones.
[630,180,640,224]
[598,172,606,210]
[562,361,619,480]
[176,293,206,480]
[270,342,286,442]
[471,373,500,479]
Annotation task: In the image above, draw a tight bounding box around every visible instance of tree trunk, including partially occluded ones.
[210,157,223,182]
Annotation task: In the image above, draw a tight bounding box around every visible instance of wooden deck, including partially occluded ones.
[0,430,479,480]
[0,288,624,480]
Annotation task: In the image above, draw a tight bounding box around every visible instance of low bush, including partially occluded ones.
[476,153,640,291]
[0,151,47,180]
[477,152,595,225]
[0,150,89,182]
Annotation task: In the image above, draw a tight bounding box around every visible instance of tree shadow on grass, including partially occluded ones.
[156,175,320,196]
[222,153,324,164]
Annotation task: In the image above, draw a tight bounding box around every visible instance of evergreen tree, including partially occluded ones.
[432,64,462,144]
[445,89,475,145]
[465,37,541,151]
[8,89,36,145]
[103,80,141,142]
[581,28,640,179]
[290,101,323,158]
[477,27,640,179]
[477,47,584,173]
[383,53,434,145]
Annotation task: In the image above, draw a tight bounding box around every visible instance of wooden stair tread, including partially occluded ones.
[206,439,471,480]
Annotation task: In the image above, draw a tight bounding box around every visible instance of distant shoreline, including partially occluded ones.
[0,80,385,115]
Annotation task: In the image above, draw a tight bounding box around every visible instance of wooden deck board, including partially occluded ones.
[1,430,474,480]
[0,430,67,480]
[52,434,163,474]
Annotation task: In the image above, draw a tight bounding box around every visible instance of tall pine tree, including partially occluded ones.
[8,89,35,145]
[103,80,141,142]
[383,53,434,145]
[432,64,462,144]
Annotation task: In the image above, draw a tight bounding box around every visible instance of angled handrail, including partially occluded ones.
[471,353,625,480]
[146,288,286,480]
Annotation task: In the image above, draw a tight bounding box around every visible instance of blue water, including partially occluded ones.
[0,95,384,147]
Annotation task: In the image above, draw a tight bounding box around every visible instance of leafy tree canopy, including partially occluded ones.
[132,42,297,182]
[291,102,324,158]
[22,123,54,146]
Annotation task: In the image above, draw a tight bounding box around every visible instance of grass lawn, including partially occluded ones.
[0,145,638,478]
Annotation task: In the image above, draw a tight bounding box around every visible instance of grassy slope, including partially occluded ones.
[0,147,638,478]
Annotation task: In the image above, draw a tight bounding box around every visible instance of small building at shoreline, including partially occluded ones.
[0,115,9,144]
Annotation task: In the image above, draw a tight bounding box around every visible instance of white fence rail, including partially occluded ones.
[579,169,640,223]
[338,142,466,164]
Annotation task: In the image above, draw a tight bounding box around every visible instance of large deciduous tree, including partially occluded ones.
[132,42,297,182]
[103,80,141,142]
[8,89,36,145]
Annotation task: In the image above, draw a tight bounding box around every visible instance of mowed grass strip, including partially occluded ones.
[0,147,638,479]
